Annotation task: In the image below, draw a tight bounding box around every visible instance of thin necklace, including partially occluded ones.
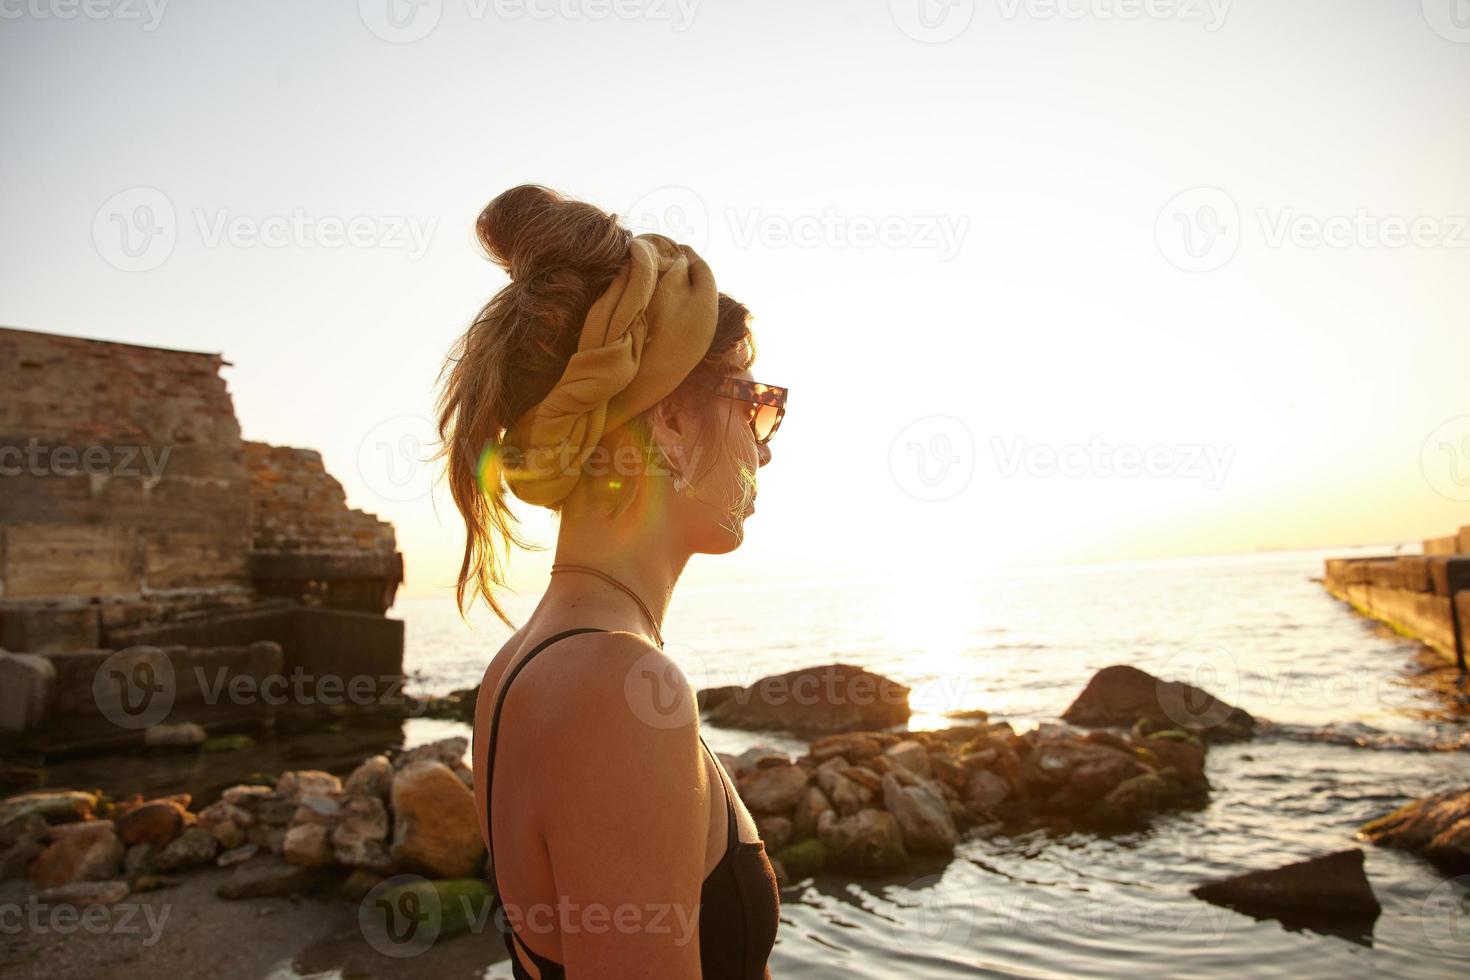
[550,563,665,650]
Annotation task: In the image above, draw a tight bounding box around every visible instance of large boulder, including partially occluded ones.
[818,808,909,876]
[1357,787,1470,872]
[881,772,957,854]
[390,760,484,878]
[702,664,911,734]
[1191,849,1380,932]
[114,799,189,847]
[736,764,811,816]
[1062,665,1255,742]
[28,821,125,886]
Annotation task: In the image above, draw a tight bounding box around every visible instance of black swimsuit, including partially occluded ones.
[478,627,780,979]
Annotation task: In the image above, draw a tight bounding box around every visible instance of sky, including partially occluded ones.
[2,0,1468,598]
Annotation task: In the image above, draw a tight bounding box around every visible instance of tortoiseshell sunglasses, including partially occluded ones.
[689,376,787,445]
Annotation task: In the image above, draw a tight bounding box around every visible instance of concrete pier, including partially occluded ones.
[1323,530,1470,671]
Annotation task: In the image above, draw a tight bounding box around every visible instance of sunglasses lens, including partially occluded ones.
[752,404,780,442]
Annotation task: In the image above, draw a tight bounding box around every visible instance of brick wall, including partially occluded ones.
[0,327,251,598]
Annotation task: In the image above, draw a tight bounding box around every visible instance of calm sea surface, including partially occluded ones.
[393,547,1470,979]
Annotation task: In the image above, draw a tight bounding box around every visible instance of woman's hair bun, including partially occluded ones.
[477,184,630,282]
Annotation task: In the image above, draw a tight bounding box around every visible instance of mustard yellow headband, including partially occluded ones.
[498,233,718,506]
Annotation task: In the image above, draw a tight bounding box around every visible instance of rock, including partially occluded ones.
[1357,787,1470,872]
[1191,849,1381,928]
[333,795,392,870]
[197,801,254,849]
[37,880,130,906]
[769,856,788,888]
[249,825,288,855]
[256,798,298,827]
[929,754,967,791]
[963,770,1012,812]
[737,764,812,816]
[222,785,276,808]
[883,740,932,778]
[773,838,826,878]
[292,795,343,827]
[0,790,97,825]
[1091,773,1170,828]
[217,856,326,900]
[1135,734,1208,789]
[217,844,259,868]
[0,651,55,733]
[819,809,909,876]
[283,824,336,868]
[395,737,468,770]
[115,800,188,847]
[815,766,874,816]
[343,755,394,799]
[390,761,485,878]
[755,816,793,852]
[0,813,48,848]
[155,827,220,872]
[275,771,343,803]
[702,664,912,734]
[732,746,791,776]
[144,722,206,748]
[29,820,125,886]
[697,685,743,712]
[791,786,834,841]
[881,772,957,854]
[1,838,45,879]
[1061,664,1255,742]
[809,733,882,763]
[123,843,157,877]
[944,708,990,721]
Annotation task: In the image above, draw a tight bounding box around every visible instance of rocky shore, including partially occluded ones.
[1,659,1464,961]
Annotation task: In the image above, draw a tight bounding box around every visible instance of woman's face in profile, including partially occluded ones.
[659,366,770,555]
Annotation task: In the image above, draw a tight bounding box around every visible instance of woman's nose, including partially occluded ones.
[757,441,772,467]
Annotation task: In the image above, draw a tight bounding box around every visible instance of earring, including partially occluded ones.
[672,473,685,494]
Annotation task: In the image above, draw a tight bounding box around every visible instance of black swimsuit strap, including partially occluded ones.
[482,627,609,972]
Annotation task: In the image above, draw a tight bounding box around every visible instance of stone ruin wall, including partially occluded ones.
[0,326,402,651]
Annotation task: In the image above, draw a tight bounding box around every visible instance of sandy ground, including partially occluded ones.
[0,866,508,980]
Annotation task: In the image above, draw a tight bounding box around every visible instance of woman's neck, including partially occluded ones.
[547,487,690,639]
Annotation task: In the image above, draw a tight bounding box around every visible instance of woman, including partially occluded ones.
[438,185,785,979]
